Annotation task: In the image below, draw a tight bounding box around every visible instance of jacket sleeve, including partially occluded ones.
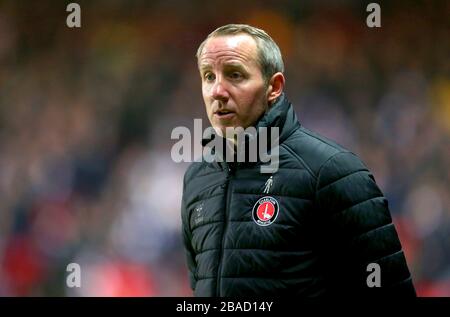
[181,182,197,293]
[315,151,416,296]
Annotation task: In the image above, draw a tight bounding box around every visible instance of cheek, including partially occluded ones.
[202,86,212,110]
[202,84,209,100]
[239,87,267,114]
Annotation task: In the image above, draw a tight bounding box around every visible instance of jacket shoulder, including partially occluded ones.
[282,126,359,178]
[183,160,221,189]
[184,161,205,182]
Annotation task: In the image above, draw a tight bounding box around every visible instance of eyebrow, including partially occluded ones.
[224,62,246,70]
[199,64,211,72]
[200,62,246,70]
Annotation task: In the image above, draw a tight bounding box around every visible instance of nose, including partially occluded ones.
[211,79,229,102]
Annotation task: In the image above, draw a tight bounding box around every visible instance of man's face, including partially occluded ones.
[198,34,269,136]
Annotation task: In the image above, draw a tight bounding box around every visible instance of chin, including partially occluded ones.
[213,126,233,138]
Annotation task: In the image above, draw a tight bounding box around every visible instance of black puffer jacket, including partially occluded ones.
[181,94,416,297]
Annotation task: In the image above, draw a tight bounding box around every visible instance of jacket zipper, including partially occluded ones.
[216,165,233,296]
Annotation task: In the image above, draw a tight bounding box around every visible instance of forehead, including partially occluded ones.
[199,34,258,67]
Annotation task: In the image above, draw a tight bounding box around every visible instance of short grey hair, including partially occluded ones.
[196,24,284,84]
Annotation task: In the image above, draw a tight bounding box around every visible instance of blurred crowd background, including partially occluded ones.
[0,0,449,296]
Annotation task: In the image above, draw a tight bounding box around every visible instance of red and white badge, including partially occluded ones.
[252,196,279,226]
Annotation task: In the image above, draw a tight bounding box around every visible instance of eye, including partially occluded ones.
[204,72,215,82]
[230,72,243,80]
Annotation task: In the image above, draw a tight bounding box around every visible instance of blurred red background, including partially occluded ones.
[0,0,449,296]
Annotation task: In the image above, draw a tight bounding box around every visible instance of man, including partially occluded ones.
[180,24,416,296]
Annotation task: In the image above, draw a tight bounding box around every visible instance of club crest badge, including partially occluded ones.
[252,196,279,226]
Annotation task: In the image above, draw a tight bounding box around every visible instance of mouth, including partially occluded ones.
[214,109,236,120]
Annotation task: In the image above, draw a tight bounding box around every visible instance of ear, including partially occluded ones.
[266,72,285,105]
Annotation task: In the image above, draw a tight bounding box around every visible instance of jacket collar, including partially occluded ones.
[255,92,300,143]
